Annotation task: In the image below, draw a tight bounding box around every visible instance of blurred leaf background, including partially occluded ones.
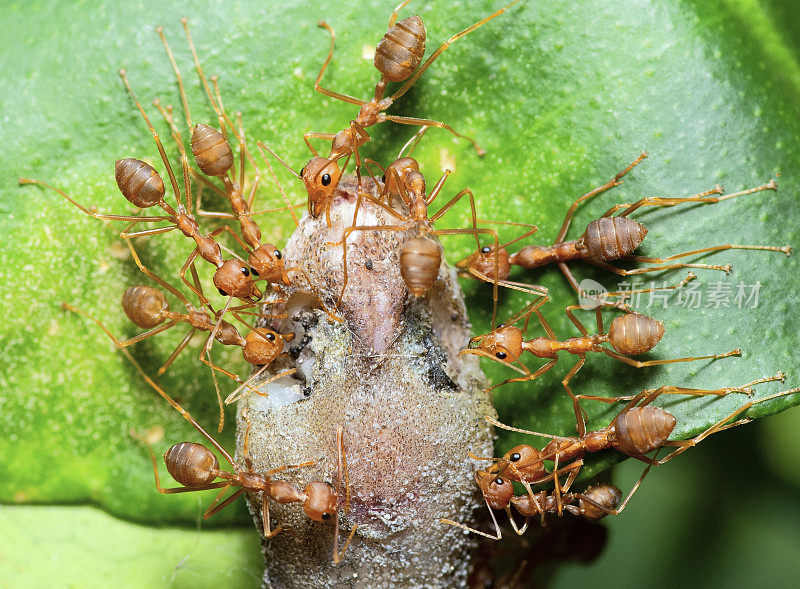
[1,0,799,586]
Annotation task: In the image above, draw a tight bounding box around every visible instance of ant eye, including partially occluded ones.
[218,288,228,296]
[494,477,505,485]
[495,351,507,360]
[274,249,282,260]
[321,173,332,186]
[241,266,250,276]
[266,332,276,341]
[481,246,491,254]
[381,174,386,183]
[510,453,521,462]
[251,268,260,277]
[299,167,305,177]
[321,512,332,520]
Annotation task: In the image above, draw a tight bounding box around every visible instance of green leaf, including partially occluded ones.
[2,0,799,584]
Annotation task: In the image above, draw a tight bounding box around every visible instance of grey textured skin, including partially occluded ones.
[234,176,496,588]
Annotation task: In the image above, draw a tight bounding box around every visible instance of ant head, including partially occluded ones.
[464,246,511,281]
[384,157,420,198]
[122,285,169,329]
[479,325,524,363]
[301,157,342,217]
[475,470,514,510]
[248,243,285,284]
[500,445,545,480]
[302,481,337,522]
[115,158,165,208]
[213,259,263,301]
[191,123,234,177]
[242,328,286,365]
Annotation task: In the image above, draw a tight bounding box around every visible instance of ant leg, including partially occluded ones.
[60,301,180,350]
[120,225,178,238]
[181,18,228,140]
[75,312,237,466]
[397,126,429,158]
[563,304,591,336]
[602,347,741,370]
[467,269,549,298]
[555,151,647,242]
[334,222,409,304]
[118,69,184,206]
[283,267,344,323]
[486,359,558,393]
[655,384,800,464]
[158,328,197,374]
[303,132,336,157]
[605,180,776,218]
[333,424,358,564]
[18,178,171,224]
[530,307,557,339]
[589,258,733,276]
[384,114,485,156]
[387,0,414,28]
[623,243,792,264]
[261,154,300,226]
[155,25,193,129]
[179,248,210,305]
[485,416,565,442]
[577,382,753,405]
[602,185,723,218]
[562,357,588,437]
[390,0,524,105]
[440,497,504,540]
[314,21,367,106]
[224,366,299,405]
[557,262,632,312]
[600,272,697,307]
[125,238,195,307]
[204,488,245,519]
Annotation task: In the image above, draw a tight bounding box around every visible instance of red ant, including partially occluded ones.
[20,69,264,306]
[125,348,355,561]
[458,153,790,309]
[463,298,738,436]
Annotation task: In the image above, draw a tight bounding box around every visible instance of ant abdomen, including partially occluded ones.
[612,406,676,455]
[374,16,426,82]
[578,484,622,521]
[164,441,220,487]
[122,285,169,329]
[607,313,665,355]
[301,481,337,521]
[191,123,234,177]
[399,236,442,297]
[114,158,165,208]
[581,217,648,260]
